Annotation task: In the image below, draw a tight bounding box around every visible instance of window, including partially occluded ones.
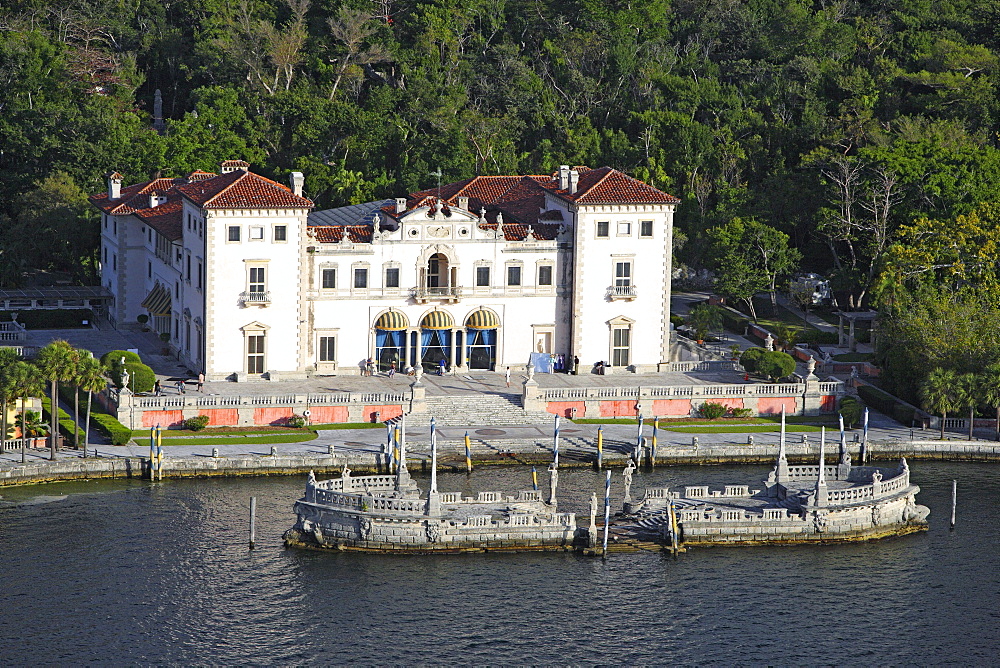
[321,268,336,289]
[112,254,117,271]
[354,267,368,289]
[538,265,553,286]
[103,247,107,264]
[250,226,264,240]
[274,225,287,241]
[476,266,491,287]
[612,327,631,367]
[175,281,179,298]
[385,267,400,288]
[507,265,522,286]
[148,261,152,278]
[198,219,203,238]
[186,254,191,281]
[228,226,241,242]
[615,261,632,287]
[596,221,609,238]
[197,262,203,290]
[247,334,265,374]
[617,221,632,236]
[113,220,117,235]
[318,336,336,362]
[640,220,653,238]
[249,267,266,294]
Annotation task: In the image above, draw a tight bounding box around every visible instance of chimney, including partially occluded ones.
[290,171,304,197]
[148,191,166,208]
[395,197,407,214]
[568,169,579,195]
[108,172,122,200]
[457,196,469,211]
[558,165,570,190]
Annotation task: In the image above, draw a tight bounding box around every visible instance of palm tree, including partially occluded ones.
[0,347,21,454]
[15,410,48,437]
[956,372,981,441]
[980,362,1000,441]
[76,356,108,455]
[68,351,97,449]
[9,361,44,464]
[35,340,79,460]
[920,367,959,440]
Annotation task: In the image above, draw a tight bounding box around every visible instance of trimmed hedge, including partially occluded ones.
[100,350,142,367]
[799,329,839,345]
[0,309,94,329]
[857,384,917,426]
[90,412,133,445]
[122,362,155,393]
[720,308,750,333]
[41,397,79,447]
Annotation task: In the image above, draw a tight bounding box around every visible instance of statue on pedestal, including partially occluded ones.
[623,459,636,504]
[547,462,558,505]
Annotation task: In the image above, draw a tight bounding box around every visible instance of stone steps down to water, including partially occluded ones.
[402,394,556,427]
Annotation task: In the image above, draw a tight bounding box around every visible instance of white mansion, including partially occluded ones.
[92,161,679,380]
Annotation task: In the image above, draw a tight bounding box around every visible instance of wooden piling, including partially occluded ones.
[250,496,257,549]
[950,480,956,530]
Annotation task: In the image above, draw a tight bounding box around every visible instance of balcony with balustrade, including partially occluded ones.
[410,285,462,304]
[607,284,637,301]
[240,291,271,306]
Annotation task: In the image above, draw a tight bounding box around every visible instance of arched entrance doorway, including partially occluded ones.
[465,308,499,370]
[420,309,454,372]
[373,309,408,371]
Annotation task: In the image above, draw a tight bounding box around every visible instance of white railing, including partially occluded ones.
[661,361,740,372]
[607,285,637,299]
[240,291,271,304]
[540,382,828,401]
[130,391,406,410]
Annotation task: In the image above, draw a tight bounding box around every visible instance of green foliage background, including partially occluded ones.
[4,0,1000,290]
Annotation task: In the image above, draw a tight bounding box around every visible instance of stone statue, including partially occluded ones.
[307,470,316,486]
[372,212,381,236]
[526,361,535,381]
[871,504,882,526]
[479,207,486,222]
[807,355,817,376]
[623,459,636,503]
[899,457,909,474]
[872,470,882,484]
[359,517,373,540]
[425,522,441,543]
[764,333,774,351]
[121,368,130,391]
[823,350,834,364]
[850,365,859,378]
[548,462,558,505]
[341,463,351,479]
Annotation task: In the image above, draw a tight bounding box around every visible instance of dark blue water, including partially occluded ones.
[0,464,995,665]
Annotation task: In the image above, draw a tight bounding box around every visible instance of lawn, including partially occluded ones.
[663,424,827,433]
[159,432,318,446]
[832,352,873,362]
[133,425,311,438]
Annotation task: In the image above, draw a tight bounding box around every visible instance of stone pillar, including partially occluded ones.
[410,377,426,414]
[849,318,856,352]
[838,314,845,347]
[814,430,828,507]
[802,372,822,417]
[522,376,543,412]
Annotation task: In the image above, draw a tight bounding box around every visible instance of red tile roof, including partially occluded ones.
[134,197,184,241]
[477,222,562,241]
[557,167,680,204]
[90,177,187,215]
[310,226,372,243]
[177,170,313,209]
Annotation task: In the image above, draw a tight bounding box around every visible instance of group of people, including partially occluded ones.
[153,373,205,396]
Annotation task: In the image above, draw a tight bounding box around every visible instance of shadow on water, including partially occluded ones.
[0,464,996,664]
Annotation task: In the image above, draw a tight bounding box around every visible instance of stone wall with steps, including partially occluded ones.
[403,393,556,427]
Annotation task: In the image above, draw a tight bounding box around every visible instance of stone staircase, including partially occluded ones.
[402,393,557,427]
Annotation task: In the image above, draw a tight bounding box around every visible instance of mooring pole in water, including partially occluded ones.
[552,414,560,468]
[464,431,472,473]
[596,425,604,470]
[951,480,957,530]
[602,469,611,558]
[249,497,257,549]
[531,466,538,491]
[650,420,658,468]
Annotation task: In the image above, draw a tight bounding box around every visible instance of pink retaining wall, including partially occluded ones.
[547,401,586,418]
[652,399,694,417]
[308,406,350,424]
[363,405,403,422]
[199,409,240,426]
[600,400,639,417]
[757,397,797,415]
[141,410,185,428]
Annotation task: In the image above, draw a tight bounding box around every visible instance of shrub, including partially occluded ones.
[719,308,750,333]
[799,329,839,345]
[41,398,78,447]
[839,396,863,428]
[111,361,155,393]
[757,351,796,381]
[184,415,210,431]
[728,407,754,419]
[670,314,685,329]
[740,347,767,374]
[698,402,728,419]
[137,314,149,325]
[0,309,94,329]
[101,350,142,379]
[90,413,132,445]
[286,415,306,428]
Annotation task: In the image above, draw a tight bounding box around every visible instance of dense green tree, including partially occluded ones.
[34,340,79,461]
[920,368,960,440]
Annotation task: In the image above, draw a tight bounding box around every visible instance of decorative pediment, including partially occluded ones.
[240,321,271,332]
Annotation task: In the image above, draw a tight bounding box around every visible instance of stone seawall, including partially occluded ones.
[3,439,1000,487]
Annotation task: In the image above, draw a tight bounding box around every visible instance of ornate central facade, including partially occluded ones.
[93,162,678,380]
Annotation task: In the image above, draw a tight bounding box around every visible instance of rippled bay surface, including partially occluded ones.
[0,463,996,665]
